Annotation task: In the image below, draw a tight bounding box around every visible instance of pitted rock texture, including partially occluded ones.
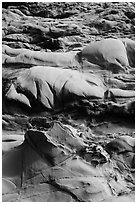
[2,2,135,51]
[2,2,135,202]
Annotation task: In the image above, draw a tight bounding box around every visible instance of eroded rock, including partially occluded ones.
[2,2,135,202]
[3,66,105,113]
[2,123,134,201]
[2,45,79,67]
[77,38,130,73]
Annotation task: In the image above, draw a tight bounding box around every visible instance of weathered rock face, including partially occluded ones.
[2,2,135,51]
[3,37,135,73]
[3,66,105,113]
[2,122,135,202]
[77,38,130,73]
[2,2,135,202]
[121,38,135,67]
[3,65,135,115]
[2,45,79,67]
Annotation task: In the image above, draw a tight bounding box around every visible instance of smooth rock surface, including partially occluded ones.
[77,38,130,73]
[3,123,135,201]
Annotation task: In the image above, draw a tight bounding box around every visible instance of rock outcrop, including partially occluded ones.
[3,65,135,115]
[2,2,135,202]
[77,38,132,73]
[2,2,135,51]
[3,66,105,113]
[3,122,135,202]
[2,45,79,67]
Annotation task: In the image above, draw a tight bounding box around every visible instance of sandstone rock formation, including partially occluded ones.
[2,2,135,202]
[121,38,135,67]
[2,2,135,51]
[77,38,131,73]
[3,122,135,202]
[2,45,79,67]
[3,65,135,115]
